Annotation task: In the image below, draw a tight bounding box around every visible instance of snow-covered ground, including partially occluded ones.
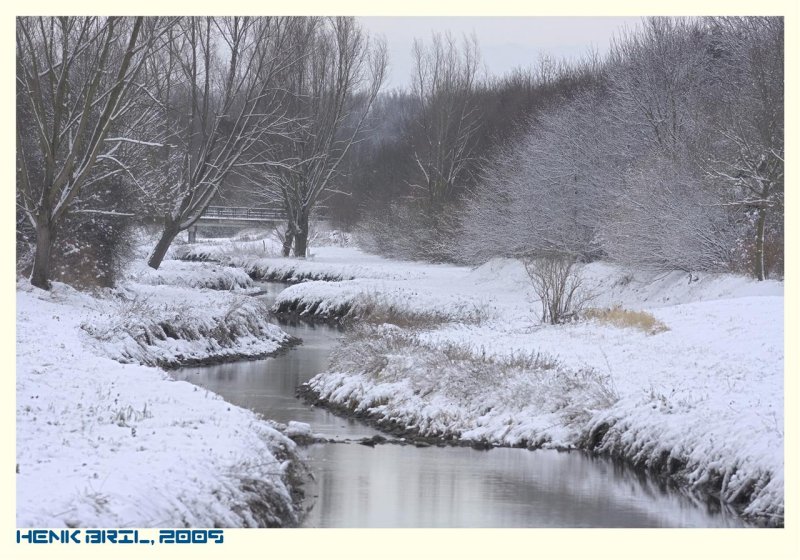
[82,281,292,368]
[16,270,308,527]
[128,259,256,292]
[177,238,784,525]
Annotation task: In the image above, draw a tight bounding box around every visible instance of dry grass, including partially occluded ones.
[175,237,282,262]
[326,325,619,420]
[583,305,668,335]
[352,294,489,328]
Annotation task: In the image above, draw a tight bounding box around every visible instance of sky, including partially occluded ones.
[357,17,643,90]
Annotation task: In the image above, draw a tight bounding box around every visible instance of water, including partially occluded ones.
[174,317,373,440]
[172,283,747,528]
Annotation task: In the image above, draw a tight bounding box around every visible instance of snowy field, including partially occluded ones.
[17,230,783,527]
[16,269,308,527]
[179,237,784,525]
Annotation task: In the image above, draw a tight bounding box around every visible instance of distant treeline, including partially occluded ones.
[16,17,783,289]
[349,17,783,280]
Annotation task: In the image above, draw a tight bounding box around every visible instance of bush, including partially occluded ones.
[523,255,592,324]
[356,200,461,263]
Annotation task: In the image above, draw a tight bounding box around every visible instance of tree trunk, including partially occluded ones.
[30,219,54,289]
[148,222,180,270]
[754,206,767,281]
[282,223,294,257]
[293,211,309,258]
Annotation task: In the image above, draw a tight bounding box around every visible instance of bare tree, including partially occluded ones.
[16,16,165,288]
[597,154,737,272]
[704,17,784,280]
[410,32,482,204]
[457,18,754,274]
[606,17,783,279]
[253,17,386,257]
[144,16,295,269]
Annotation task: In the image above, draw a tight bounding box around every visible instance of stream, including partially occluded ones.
[171,282,748,528]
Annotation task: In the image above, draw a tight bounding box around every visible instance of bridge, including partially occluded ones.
[198,205,286,225]
[188,206,286,242]
[188,205,330,242]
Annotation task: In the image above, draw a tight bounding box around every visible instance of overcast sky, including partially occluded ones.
[357,17,643,90]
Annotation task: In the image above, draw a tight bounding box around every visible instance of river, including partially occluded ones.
[171,283,747,528]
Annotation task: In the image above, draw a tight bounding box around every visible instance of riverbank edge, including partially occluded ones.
[142,276,316,525]
[296,383,778,528]
[177,251,352,284]
[182,251,784,528]
[16,275,315,528]
[130,279,317,525]
[157,336,302,369]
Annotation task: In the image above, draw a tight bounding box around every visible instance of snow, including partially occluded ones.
[176,236,283,264]
[80,282,291,368]
[16,276,307,527]
[285,421,313,438]
[18,232,784,526]
[127,259,256,292]
[198,242,783,524]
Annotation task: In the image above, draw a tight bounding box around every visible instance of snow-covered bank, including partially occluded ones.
[175,230,355,274]
[81,282,292,368]
[198,243,781,525]
[61,255,296,367]
[16,277,309,527]
[303,325,617,446]
[302,301,783,524]
[274,279,493,325]
[128,259,256,292]
[177,240,456,283]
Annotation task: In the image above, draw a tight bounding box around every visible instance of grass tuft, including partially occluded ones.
[583,305,668,335]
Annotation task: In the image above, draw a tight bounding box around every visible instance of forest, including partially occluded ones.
[17,16,783,288]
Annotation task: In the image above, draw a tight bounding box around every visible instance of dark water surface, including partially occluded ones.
[172,283,746,528]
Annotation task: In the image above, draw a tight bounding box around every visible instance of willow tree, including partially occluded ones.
[145,16,296,269]
[16,16,164,289]
[256,17,386,257]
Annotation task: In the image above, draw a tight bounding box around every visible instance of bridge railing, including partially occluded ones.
[200,206,331,222]
[202,206,285,221]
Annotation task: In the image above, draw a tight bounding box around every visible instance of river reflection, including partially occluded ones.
[302,444,744,527]
[172,282,748,528]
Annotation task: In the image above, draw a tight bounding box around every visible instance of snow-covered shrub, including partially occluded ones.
[356,200,461,263]
[16,201,137,289]
[524,255,593,324]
